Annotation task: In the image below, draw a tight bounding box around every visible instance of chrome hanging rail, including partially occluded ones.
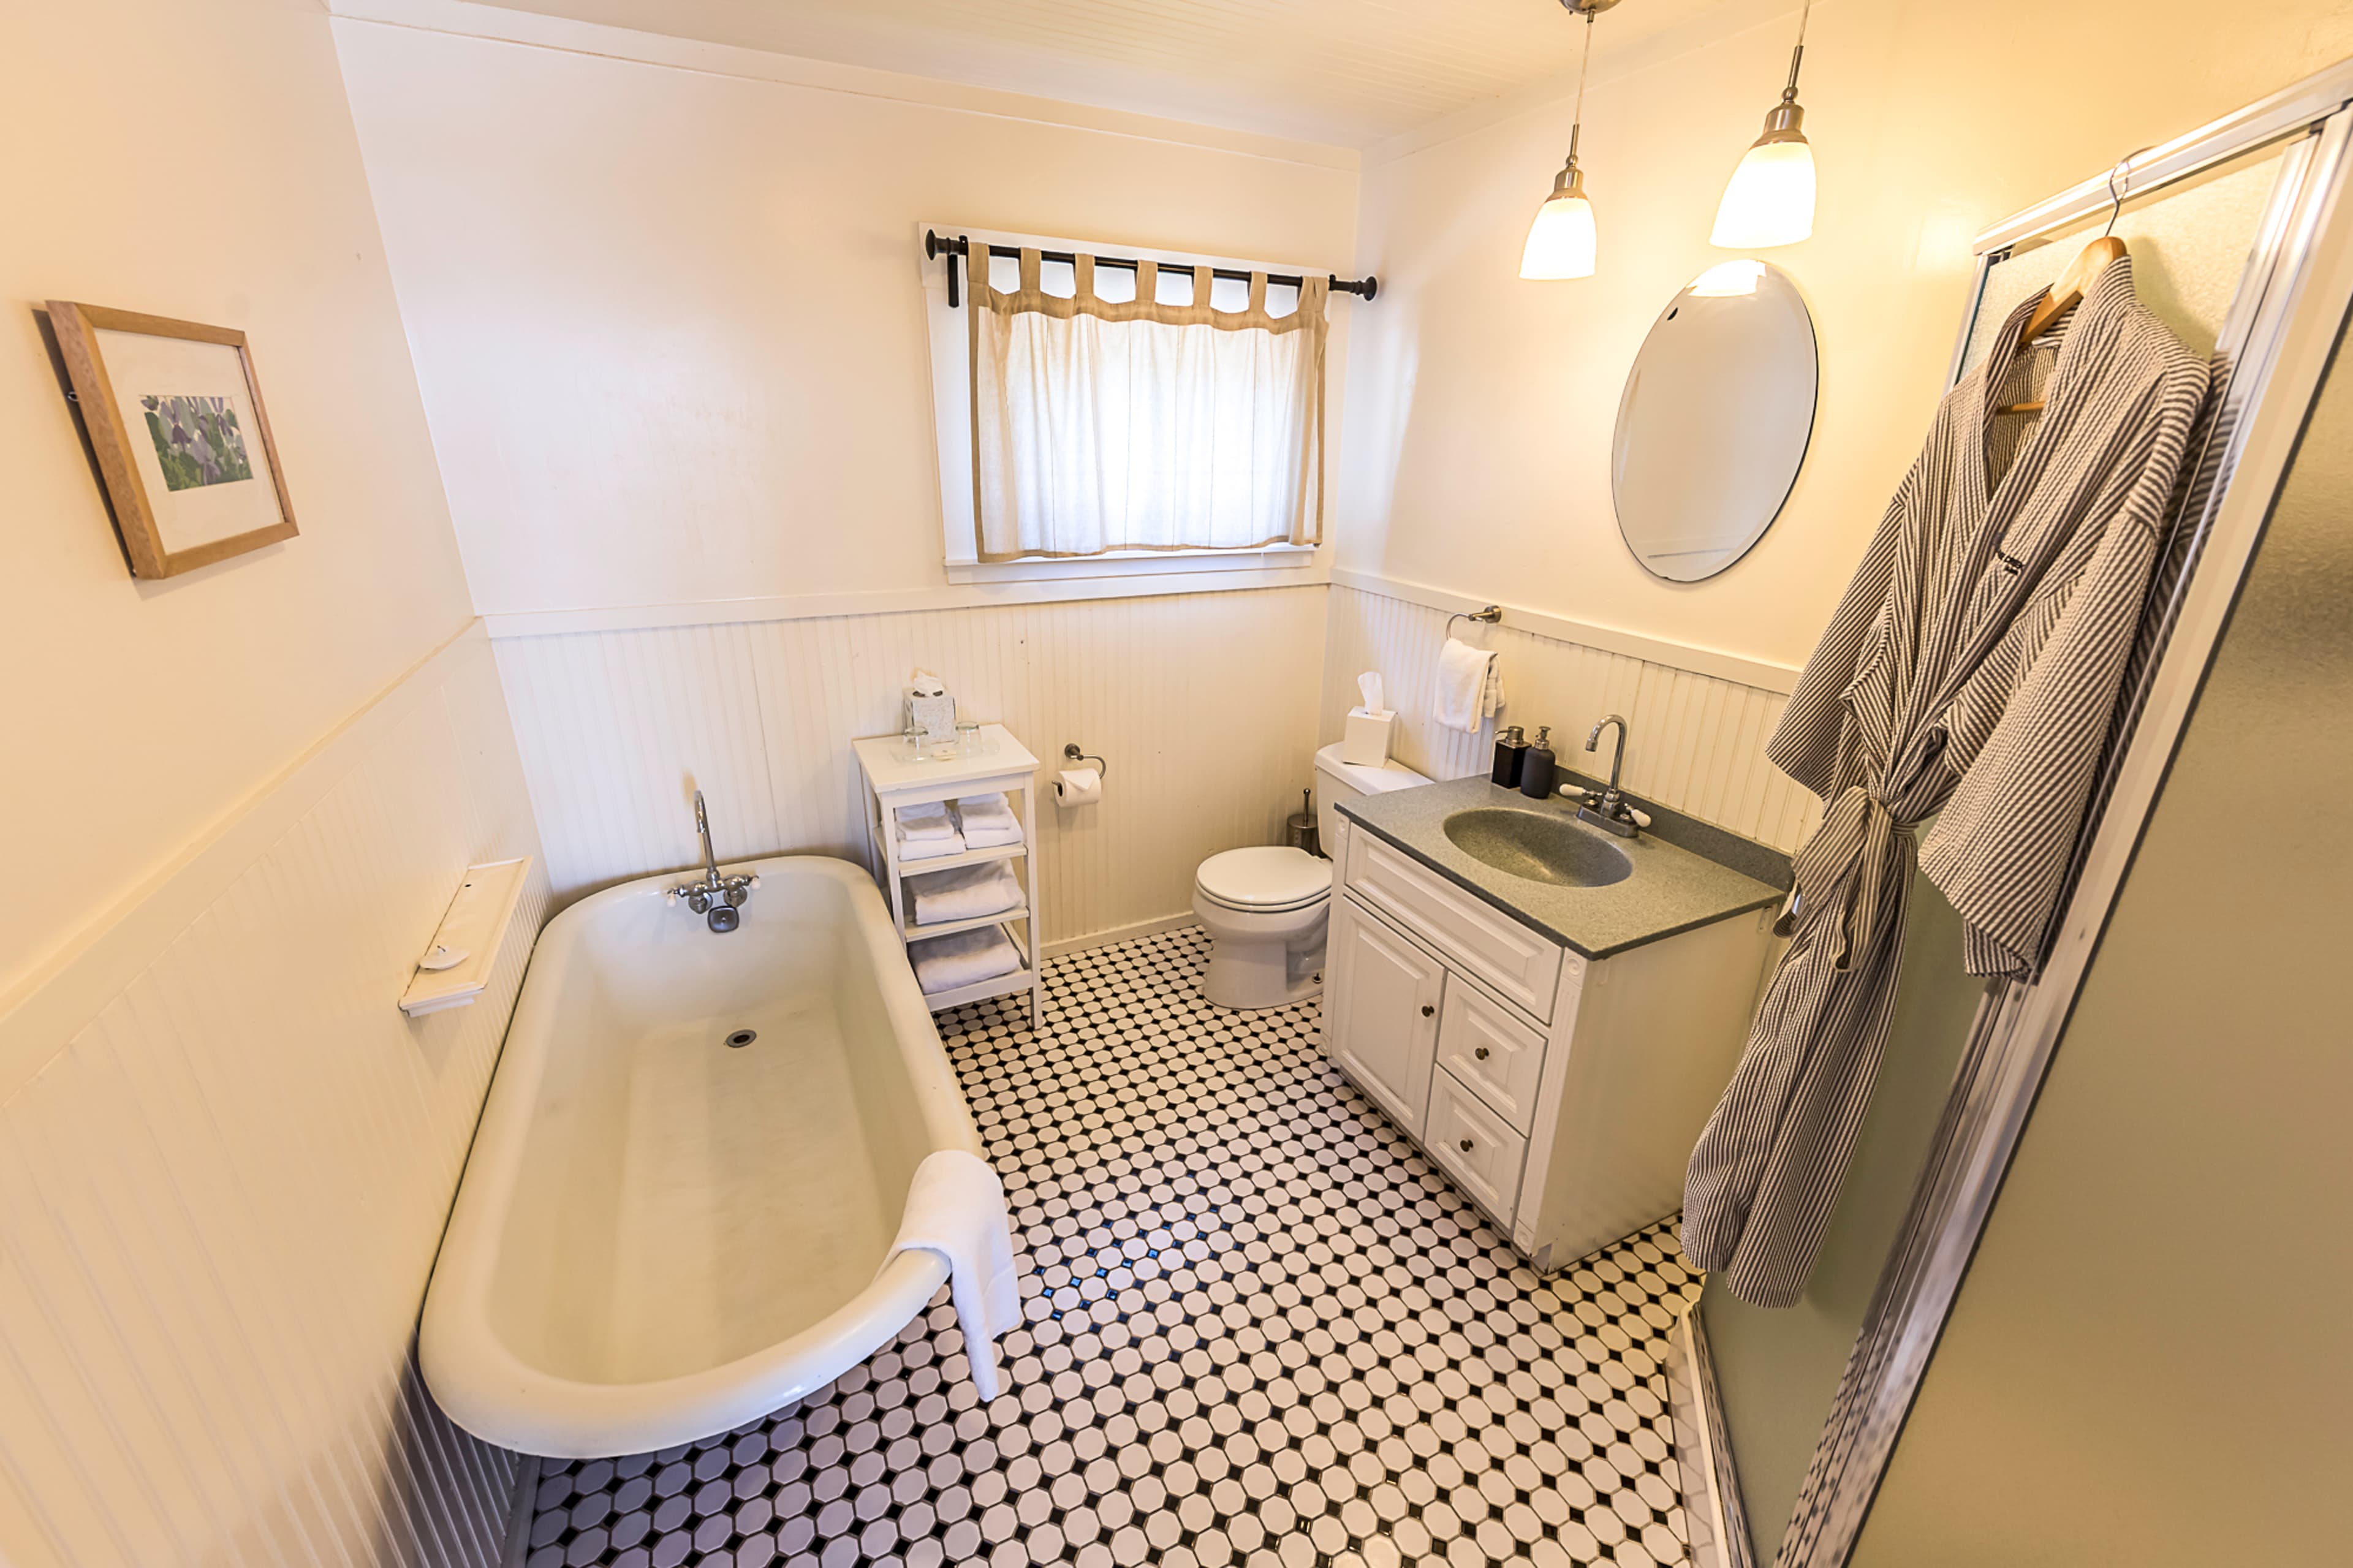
[924,230,1377,309]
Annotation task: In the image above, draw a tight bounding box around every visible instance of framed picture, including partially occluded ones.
[47,301,298,578]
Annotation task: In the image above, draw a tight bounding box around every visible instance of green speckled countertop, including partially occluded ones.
[1338,775,1786,960]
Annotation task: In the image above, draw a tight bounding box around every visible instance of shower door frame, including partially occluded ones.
[1775,56,2353,1568]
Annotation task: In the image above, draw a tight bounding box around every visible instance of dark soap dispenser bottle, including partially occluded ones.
[1520,726,1557,799]
[1491,725,1529,788]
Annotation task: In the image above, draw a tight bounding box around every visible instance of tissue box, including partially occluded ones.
[1341,706,1394,767]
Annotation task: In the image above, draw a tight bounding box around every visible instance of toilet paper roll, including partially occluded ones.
[1054,767,1102,808]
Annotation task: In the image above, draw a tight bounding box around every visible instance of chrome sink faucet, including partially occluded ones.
[668,790,759,932]
[1578,715,1640,839]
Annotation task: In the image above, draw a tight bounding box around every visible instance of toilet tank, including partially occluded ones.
[1312,743,1430,859]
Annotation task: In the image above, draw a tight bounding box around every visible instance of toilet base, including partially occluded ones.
[1193,892,1327,1011]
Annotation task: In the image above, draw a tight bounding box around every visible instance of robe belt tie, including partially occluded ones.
[1775,785,1919,971]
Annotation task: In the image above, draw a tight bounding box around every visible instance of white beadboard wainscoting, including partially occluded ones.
[1322,581,1824,854]
[0,624,545,1568]
[493,585,1332,946]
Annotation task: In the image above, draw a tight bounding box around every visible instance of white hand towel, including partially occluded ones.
[881,1150,1022,1400]
[953,793,1024,849]
[909,924,1021,994]
[908,861,1023,926]
[1434,637,1504,733]
[896,828,968,863]
[896,800,958,841]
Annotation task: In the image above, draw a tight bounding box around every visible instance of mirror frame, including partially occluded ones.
[1610,260,1819,583]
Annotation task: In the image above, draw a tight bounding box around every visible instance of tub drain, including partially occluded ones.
[724,1028,757,1049]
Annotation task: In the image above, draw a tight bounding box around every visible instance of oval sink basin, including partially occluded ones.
[1442,808,1634,888]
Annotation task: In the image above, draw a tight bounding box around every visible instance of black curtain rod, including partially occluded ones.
[924,230,1376,309]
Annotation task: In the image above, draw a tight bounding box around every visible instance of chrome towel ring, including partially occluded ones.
[1446,605,1504,638]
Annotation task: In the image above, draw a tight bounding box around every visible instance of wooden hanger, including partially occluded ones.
[1995,235,2127,415]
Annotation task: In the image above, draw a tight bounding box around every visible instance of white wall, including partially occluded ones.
[2,5,536,1562]
[497,587,1328,932]
[0,629,547,1568]
[331,10,1360,616]
[333,8,1363,928]
[1323,585,1819,853]
[1338,0,2353,673]
[2,0,479,1007]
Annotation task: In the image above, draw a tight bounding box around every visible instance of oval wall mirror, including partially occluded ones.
[1611,260,1817,581]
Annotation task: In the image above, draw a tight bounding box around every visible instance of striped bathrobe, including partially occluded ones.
[1683,258,2210,1308]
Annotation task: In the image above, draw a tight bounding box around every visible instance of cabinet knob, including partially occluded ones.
[1474,1046,1490,1060]
[1458,1138,1474,1153]
[1420,1004,1434,1017]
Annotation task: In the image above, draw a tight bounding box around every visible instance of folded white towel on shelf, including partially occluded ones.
[896,800,959,841]
[953,793,1024,849]
[908,860,1024,926]
[909,924,1022,994]
[880,1149,1022,1399]
[896,828,967,862]
[1434,636,1506,734]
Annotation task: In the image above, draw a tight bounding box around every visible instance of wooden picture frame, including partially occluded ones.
[47,301,299,578]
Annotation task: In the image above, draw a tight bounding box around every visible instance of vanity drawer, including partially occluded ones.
[1346,833,1564,1021]
[1436,980,1547,1135]
[1426,1067,1528,1223]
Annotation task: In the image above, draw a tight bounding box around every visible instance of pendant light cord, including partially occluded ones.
[1785,0,1813,97]
[1567,10,1594,162]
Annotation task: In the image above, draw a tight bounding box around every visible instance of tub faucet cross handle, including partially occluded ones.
[671,789,759,931]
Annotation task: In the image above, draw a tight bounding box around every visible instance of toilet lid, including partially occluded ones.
[1197,847,1332,912]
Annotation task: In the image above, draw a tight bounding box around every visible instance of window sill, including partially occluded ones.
[944,545,1318,585]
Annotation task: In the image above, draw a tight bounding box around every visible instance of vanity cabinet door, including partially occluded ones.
[1325,896,1445,1138]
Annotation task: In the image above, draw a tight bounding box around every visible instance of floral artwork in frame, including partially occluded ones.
[47,301,298,577]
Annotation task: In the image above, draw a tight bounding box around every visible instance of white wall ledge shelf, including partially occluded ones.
[398,857,532,1018]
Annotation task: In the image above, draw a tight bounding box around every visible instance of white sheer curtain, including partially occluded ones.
[967,246,1327,561]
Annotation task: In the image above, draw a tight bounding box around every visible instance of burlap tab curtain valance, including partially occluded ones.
[967,244,1327,562]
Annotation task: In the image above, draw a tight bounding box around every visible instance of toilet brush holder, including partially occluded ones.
[1283,788,1319,858]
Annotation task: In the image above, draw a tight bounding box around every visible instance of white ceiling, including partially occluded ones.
[471,0,1746,149]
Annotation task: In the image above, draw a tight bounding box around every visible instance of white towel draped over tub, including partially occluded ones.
[880,1150,1023,1399]
[1434,636,1506,733]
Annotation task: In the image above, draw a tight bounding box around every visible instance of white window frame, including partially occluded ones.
[920,220,1329,585]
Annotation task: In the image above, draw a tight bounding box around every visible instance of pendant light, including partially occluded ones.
[1520,1,1616,281]
[1711,0,1817,249]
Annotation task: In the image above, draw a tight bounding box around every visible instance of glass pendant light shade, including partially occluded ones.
[1521,164,1598,280]
[1521,4,1606,282]
[1714,5,1818,251]
[1711,132,1816,248]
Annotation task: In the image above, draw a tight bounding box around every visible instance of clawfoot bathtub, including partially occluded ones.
[421,856,987,1458]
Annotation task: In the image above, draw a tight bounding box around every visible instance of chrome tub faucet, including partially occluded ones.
[668,790,758,932]
[1579,715,1640,839]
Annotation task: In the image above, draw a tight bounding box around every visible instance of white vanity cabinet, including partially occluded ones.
[1325,830,1772,1273]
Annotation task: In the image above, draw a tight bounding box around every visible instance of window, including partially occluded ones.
[923,225,1328,582]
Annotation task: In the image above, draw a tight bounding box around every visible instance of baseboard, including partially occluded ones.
[1667,1300,1755,1568]
[1042,913,1198,958]
[502,1453,542,1567]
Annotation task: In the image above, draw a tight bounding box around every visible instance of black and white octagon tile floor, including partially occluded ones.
[524,927,1705,1568]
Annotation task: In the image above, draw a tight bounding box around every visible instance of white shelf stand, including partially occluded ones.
[853,724,1043,1031]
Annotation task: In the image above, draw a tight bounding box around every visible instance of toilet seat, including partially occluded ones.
[1195,847,1332,914]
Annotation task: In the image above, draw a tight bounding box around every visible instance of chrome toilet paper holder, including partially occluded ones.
[1062,743,1108,777]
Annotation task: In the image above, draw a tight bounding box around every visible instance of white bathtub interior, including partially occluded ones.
[483,869,949,1390]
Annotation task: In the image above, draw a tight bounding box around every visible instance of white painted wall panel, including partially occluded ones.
[0,628,543,1568]
[498,588,1330,945]
[1322,583,1820,852]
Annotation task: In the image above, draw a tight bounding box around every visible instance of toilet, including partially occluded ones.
[1192,743,1430,1010]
